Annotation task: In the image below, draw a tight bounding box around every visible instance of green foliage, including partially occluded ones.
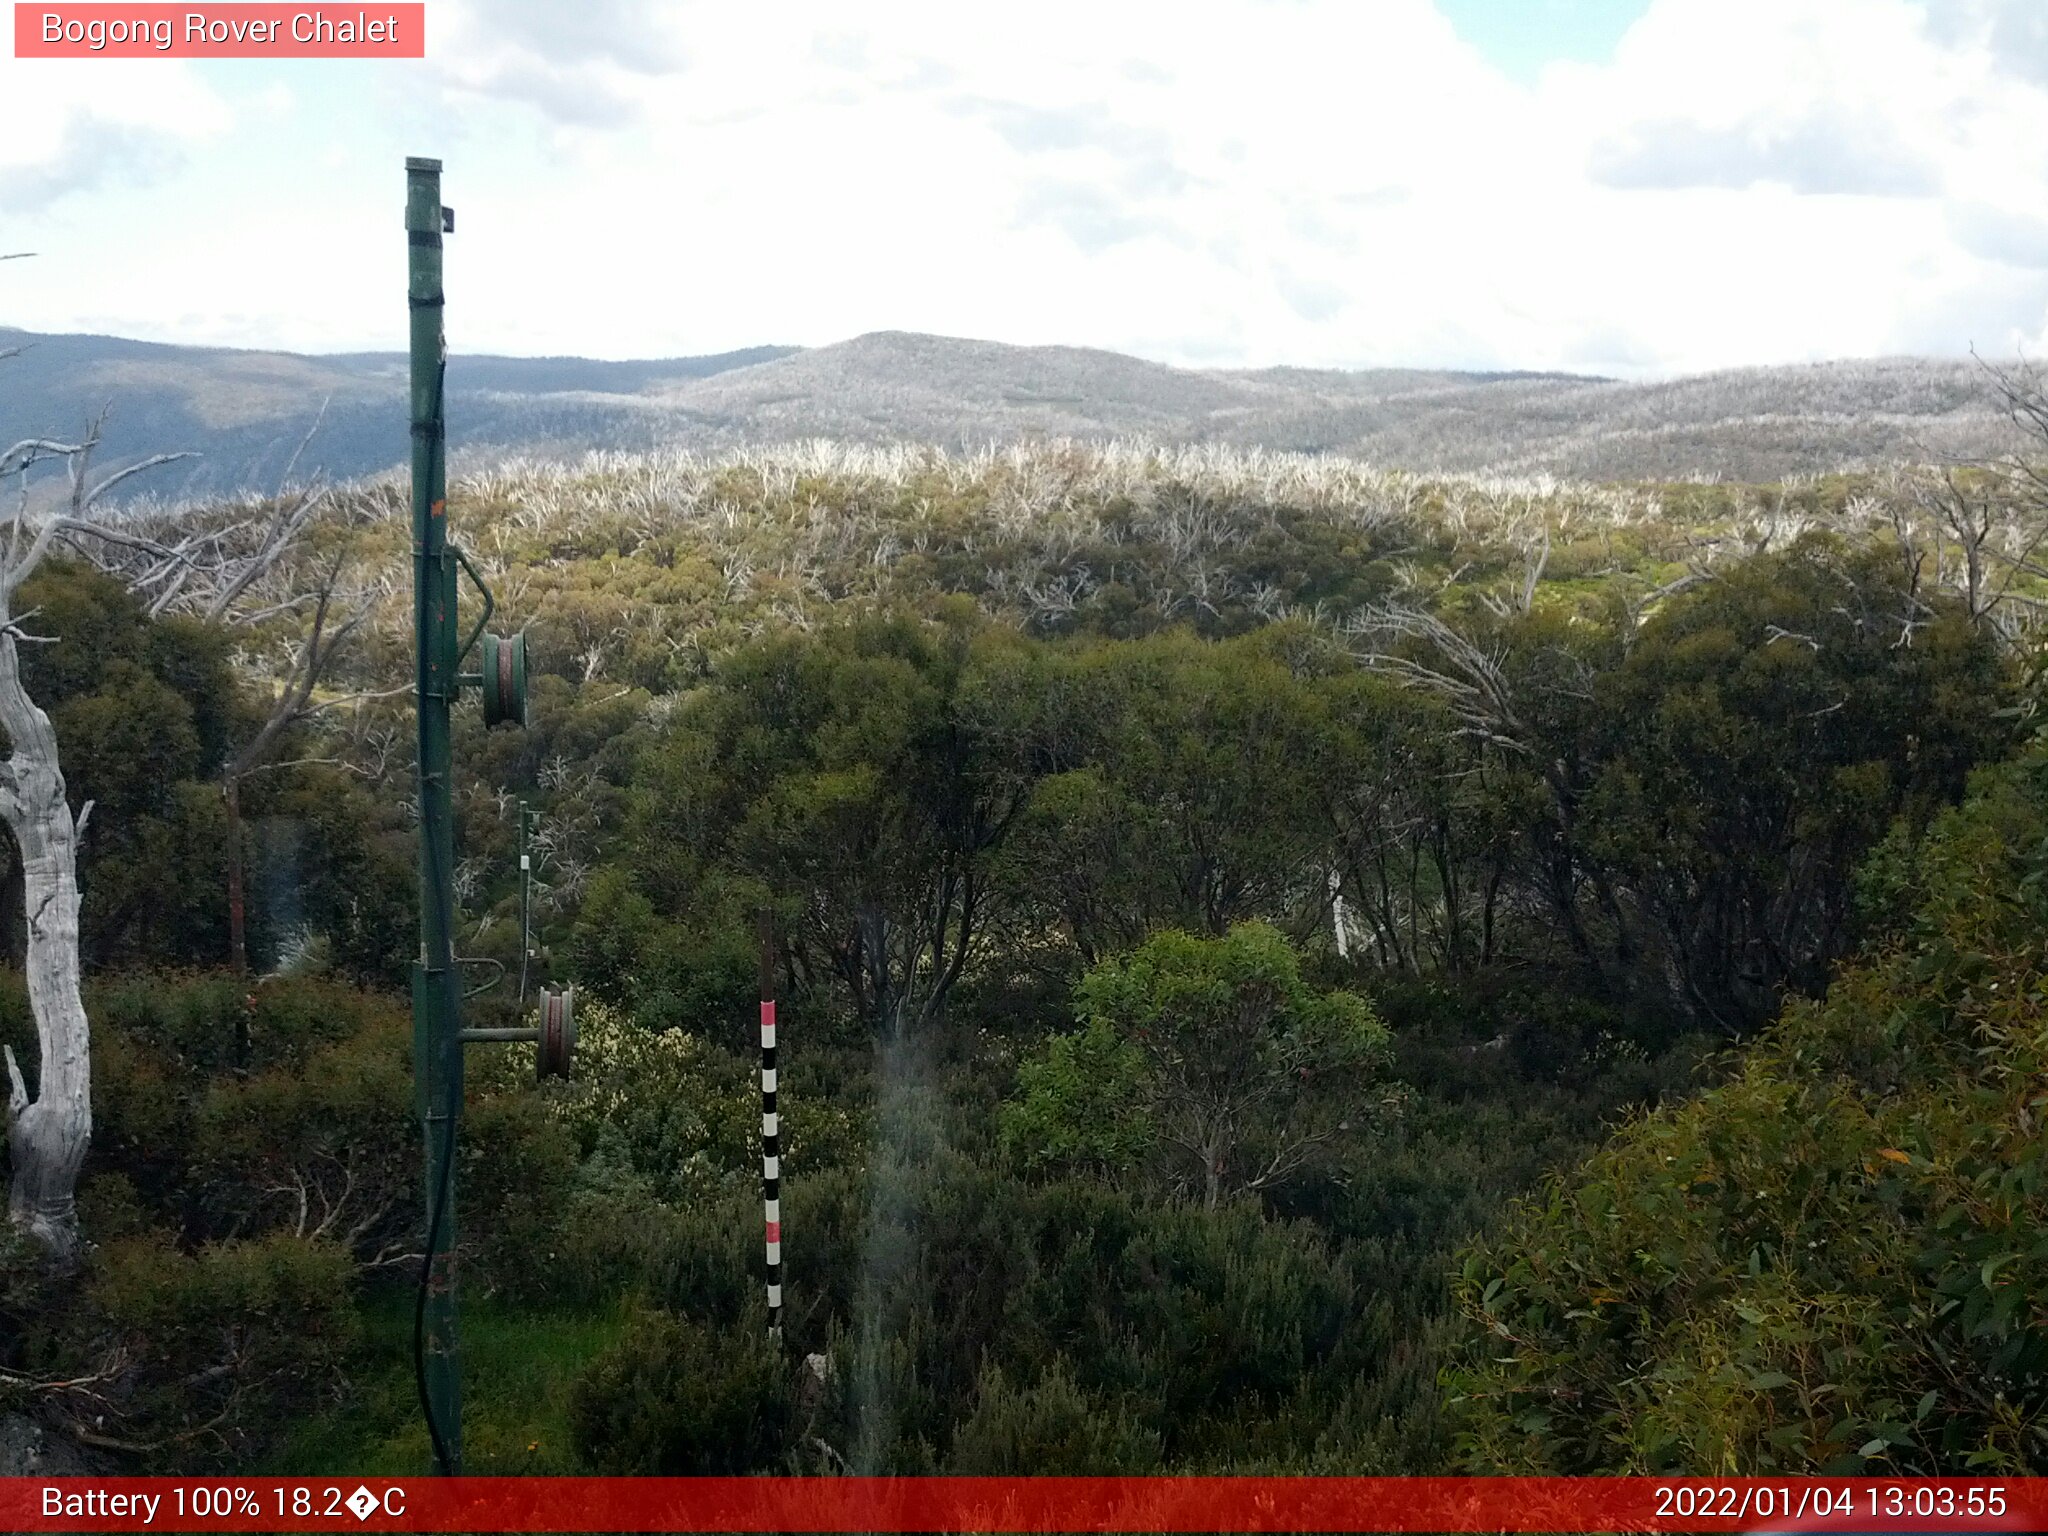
[802,1160,1367,1470]
[188,1016,416,1264]
[474,995,861,1218]
[268,1294,630,1482]
[507,995,749,1206]
[78,1232,360,1463]
[74,972,434,1266]
[951,1359,1162,1473]
[1004,631,1335,956]
[626,607,1046,1038]
[0,970,565,1466]
[1447,743,2048,1472]
[571,865,757,1036]
[0,563,244,968]
[569,1307,795,1473]
[0,561,407,979]
[1014,923,1393,1207]
[272,1291,633,1476]
[242,764,413,987]
[537,1123,1402,1473]
[0,453,2029,1480]
[1577,535,2011,1029]
[999,1016,1151,1178]
[562,997,755,1197]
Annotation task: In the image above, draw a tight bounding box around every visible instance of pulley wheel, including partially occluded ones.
[481,631,528,728]
[537,985,575,1080]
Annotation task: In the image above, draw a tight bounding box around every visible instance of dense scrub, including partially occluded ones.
[0,972,562,1460]
[1449,739,2048,1472]
[2,440,2041,1472]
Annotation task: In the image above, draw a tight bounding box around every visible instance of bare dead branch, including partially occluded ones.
[3,1041,25,1114]
[276,396,331,492]
[0,438,89,480]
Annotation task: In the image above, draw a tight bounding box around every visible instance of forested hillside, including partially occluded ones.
[2,326,2032,499]
[3,435,2044,1473]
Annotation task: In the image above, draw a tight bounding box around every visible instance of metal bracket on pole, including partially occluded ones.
[451,544,495,668]
[458,984,574,1079]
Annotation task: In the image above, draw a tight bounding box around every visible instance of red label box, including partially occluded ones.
[3,1476,2047,1532]
[14,4,425,57]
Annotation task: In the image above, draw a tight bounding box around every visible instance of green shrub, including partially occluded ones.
[950,1359,1160,1472]
[571,867,759,1037]
[1008,924,1394,1208]
[189,1016,415,1264]
[568,1307,794,1472]
[4,966,584,1469]
[999,1016,1150,1178]
[1447,745,2048,1473]
[493,996,861,1212]
[79,1232,359,1466]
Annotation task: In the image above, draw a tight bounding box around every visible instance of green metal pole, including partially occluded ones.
[407,154,462,1475]
[518,799,532,1008]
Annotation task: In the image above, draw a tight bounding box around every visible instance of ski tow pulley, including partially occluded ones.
[480,630,527,728]
[537,984,576,1080]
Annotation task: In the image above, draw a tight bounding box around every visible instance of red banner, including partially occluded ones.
[13,5,425,58]
[0,1476,2042,1532]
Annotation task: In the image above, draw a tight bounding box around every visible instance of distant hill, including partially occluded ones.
[0,326,2028,498]
[0,329,798,502]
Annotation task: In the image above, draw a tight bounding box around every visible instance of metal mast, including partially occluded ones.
[406,152,567,1479]
[407,153,463,1476]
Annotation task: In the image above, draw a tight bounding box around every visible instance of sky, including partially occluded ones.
[2,0,2047,378]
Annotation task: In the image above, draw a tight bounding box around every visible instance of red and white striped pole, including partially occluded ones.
[758,911,782,1342]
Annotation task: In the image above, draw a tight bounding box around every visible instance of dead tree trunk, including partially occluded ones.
[0,597,92,1262]
[0,407,190,1259]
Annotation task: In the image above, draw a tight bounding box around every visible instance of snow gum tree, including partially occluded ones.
[0,396,295,1258]
[0,420,183,1256]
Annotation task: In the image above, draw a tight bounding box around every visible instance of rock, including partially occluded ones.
[0,1413,112,1476]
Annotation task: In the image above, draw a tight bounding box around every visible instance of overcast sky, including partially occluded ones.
[3,0,2046,377]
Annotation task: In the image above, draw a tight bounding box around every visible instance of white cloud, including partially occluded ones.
[2,0,2046,376]
[1589,113,1942,197]
[422,0,687,125]
[0,61,230,214]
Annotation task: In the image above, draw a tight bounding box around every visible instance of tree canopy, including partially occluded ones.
[1006,922,1393,1209]
[1449,738,2048,1472]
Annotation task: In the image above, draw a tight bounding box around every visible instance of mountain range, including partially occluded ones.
[0,325,2028,499]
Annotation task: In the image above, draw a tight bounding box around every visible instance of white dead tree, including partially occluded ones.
[0,412,195,1259]
[1876,355,2048,655]
[0,396,359,1255]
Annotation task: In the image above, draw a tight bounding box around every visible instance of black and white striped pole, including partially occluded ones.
[758,910,782,1342]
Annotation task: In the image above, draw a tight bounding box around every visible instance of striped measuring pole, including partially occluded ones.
[758,912,782,1342]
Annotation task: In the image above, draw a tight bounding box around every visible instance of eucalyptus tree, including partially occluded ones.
[1005,922,1394,1209]
[1351,534,2009,1032]
[1004,631,1335,964]
[79,410,398,974]
[632,607,1052,1040]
